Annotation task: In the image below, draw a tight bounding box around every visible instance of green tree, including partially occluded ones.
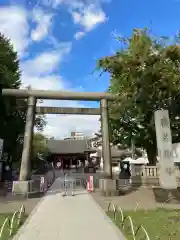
[0,33,46,165]
[32,133,50,169]
[98,28,180,164]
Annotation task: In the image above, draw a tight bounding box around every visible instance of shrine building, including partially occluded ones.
[46,138,95,168]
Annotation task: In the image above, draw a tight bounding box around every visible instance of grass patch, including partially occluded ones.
[0,213,27,240]
[107,208,180,239]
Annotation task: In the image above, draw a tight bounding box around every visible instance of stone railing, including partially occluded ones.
[0,205,26,239]
[138,166,158,177]
[132,165,180,186]
[133,165,180,177]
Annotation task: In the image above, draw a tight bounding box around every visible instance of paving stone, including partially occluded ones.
[13,177,125,240]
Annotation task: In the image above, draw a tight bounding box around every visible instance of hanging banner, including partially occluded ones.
[154,110,177,189]
[87,175,94,192]
[40,176,48,192]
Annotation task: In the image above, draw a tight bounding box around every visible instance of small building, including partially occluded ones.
[64,131,86,140]
[90,133,136,163]
[47,139,95,168]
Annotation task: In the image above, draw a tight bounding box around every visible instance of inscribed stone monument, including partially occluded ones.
[154,110,177,189]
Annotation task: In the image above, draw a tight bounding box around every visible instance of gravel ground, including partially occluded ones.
[0,194,42,214]
[91,186,180,211]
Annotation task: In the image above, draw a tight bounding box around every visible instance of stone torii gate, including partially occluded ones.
[2,89,117,195]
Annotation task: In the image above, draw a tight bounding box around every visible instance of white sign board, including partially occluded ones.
[0,138,3,160]
[154,110,177,189]
[40,176,45,192]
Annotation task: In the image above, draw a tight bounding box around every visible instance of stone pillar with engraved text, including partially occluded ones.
[154,110,177,189]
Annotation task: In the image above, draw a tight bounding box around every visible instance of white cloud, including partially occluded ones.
[0,3,100,138]
[21,47,99,139]
[21,42,71,76]
[38,95,100,139]
[20,43,71,90]
[72,4,106,31]
[31,7,53,41]
[21,52,61,76]
[44,114,100,139]
[21,74,66,90]
[71,11,81,23]
[42,0,108,40]
[71,3,107,39]
[74,31,86,40]
[42,0,84,9]
[0,5,30,57]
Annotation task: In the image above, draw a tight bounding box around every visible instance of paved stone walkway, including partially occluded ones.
[13,177,125,240]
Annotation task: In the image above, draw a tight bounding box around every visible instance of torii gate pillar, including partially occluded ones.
[100,99,117,196]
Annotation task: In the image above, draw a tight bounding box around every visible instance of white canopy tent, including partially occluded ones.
[123,157,149,165]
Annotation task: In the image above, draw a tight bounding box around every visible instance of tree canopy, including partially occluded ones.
[31,132,50,169]
[98,28,180,164]
[0,33,46,165]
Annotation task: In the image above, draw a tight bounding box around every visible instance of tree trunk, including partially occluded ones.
[146,146,157,166]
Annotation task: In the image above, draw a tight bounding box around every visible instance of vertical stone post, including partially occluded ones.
[19,96,36,181]
[100,99,117,196]
[154,110,177,189]
[100,99,112,178]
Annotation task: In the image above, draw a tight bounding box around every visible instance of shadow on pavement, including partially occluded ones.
[153,187,180,203]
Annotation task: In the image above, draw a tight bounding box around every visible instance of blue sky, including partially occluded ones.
[0,0,179,138]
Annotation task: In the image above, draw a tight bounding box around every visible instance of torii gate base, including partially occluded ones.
[12,180,35,197]
[2,89,117,197]
[99,179,118,196]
